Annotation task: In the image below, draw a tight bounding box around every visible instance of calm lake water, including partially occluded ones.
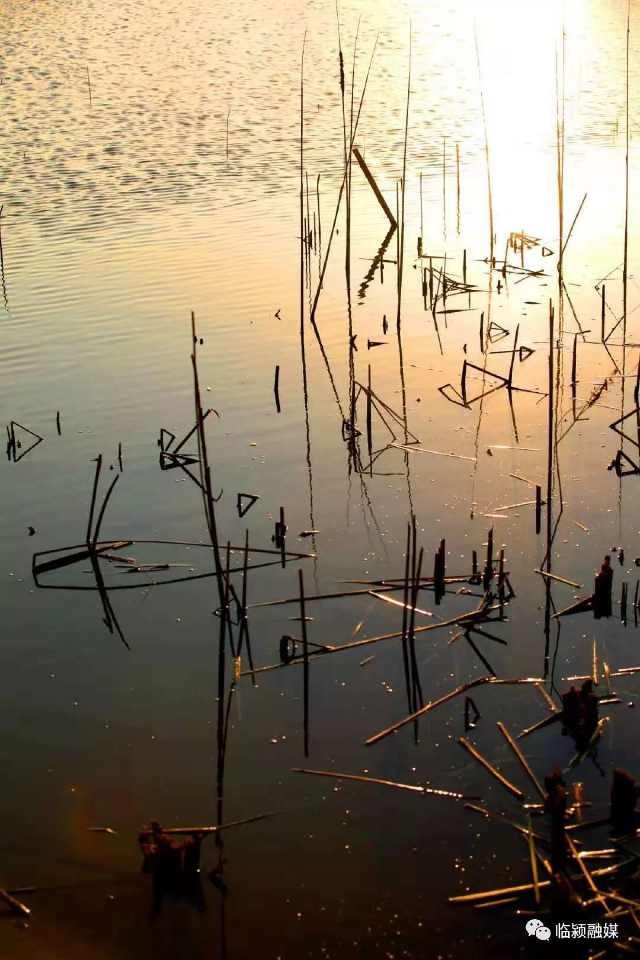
[2,0,640,957]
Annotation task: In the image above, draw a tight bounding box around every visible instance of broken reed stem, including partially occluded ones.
[299,568,310,757]
[496,721,545,800]
[0,889,30,918]
[242,604,506,679]
[274,364,281,413]
[561,193,587,259]
[352,148,396,226]
[364,677,544,746]
[458,736,525,800]
[293,768,478,801]
[86,65,92,107]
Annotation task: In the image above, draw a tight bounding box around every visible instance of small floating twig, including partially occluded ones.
[0,888,31,917]
[391,442,476,463]
[534,682,559,713]
[458,736,525,800]
[534,569,583,589]
[162,811,279,835]
[368,589,434,618]
[292,768,479,801]
[496,721,545,800]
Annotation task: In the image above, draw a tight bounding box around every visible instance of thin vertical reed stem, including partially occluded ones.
[299,568,310,757]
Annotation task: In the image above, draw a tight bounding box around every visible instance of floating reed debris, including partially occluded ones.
[368,590,434,618]
[0,888,31,917]
[162,811,279,835]
[534,569,582,589]
[458,736,525,801]
[496,721,545,800]
[448,860,630,905]
[86,65,92,106]
[292,768,479,801]
[365,677,544,747]
[391,442,476,463]
[241,600,509,679]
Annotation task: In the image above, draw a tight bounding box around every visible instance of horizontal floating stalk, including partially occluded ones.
[534,569,582,589]
[292,768,478,801]
[162,811,278,835]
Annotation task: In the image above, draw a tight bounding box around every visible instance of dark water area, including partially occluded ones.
[2,0,640,957]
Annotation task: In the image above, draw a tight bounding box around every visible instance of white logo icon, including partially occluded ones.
[526,918,551,941]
